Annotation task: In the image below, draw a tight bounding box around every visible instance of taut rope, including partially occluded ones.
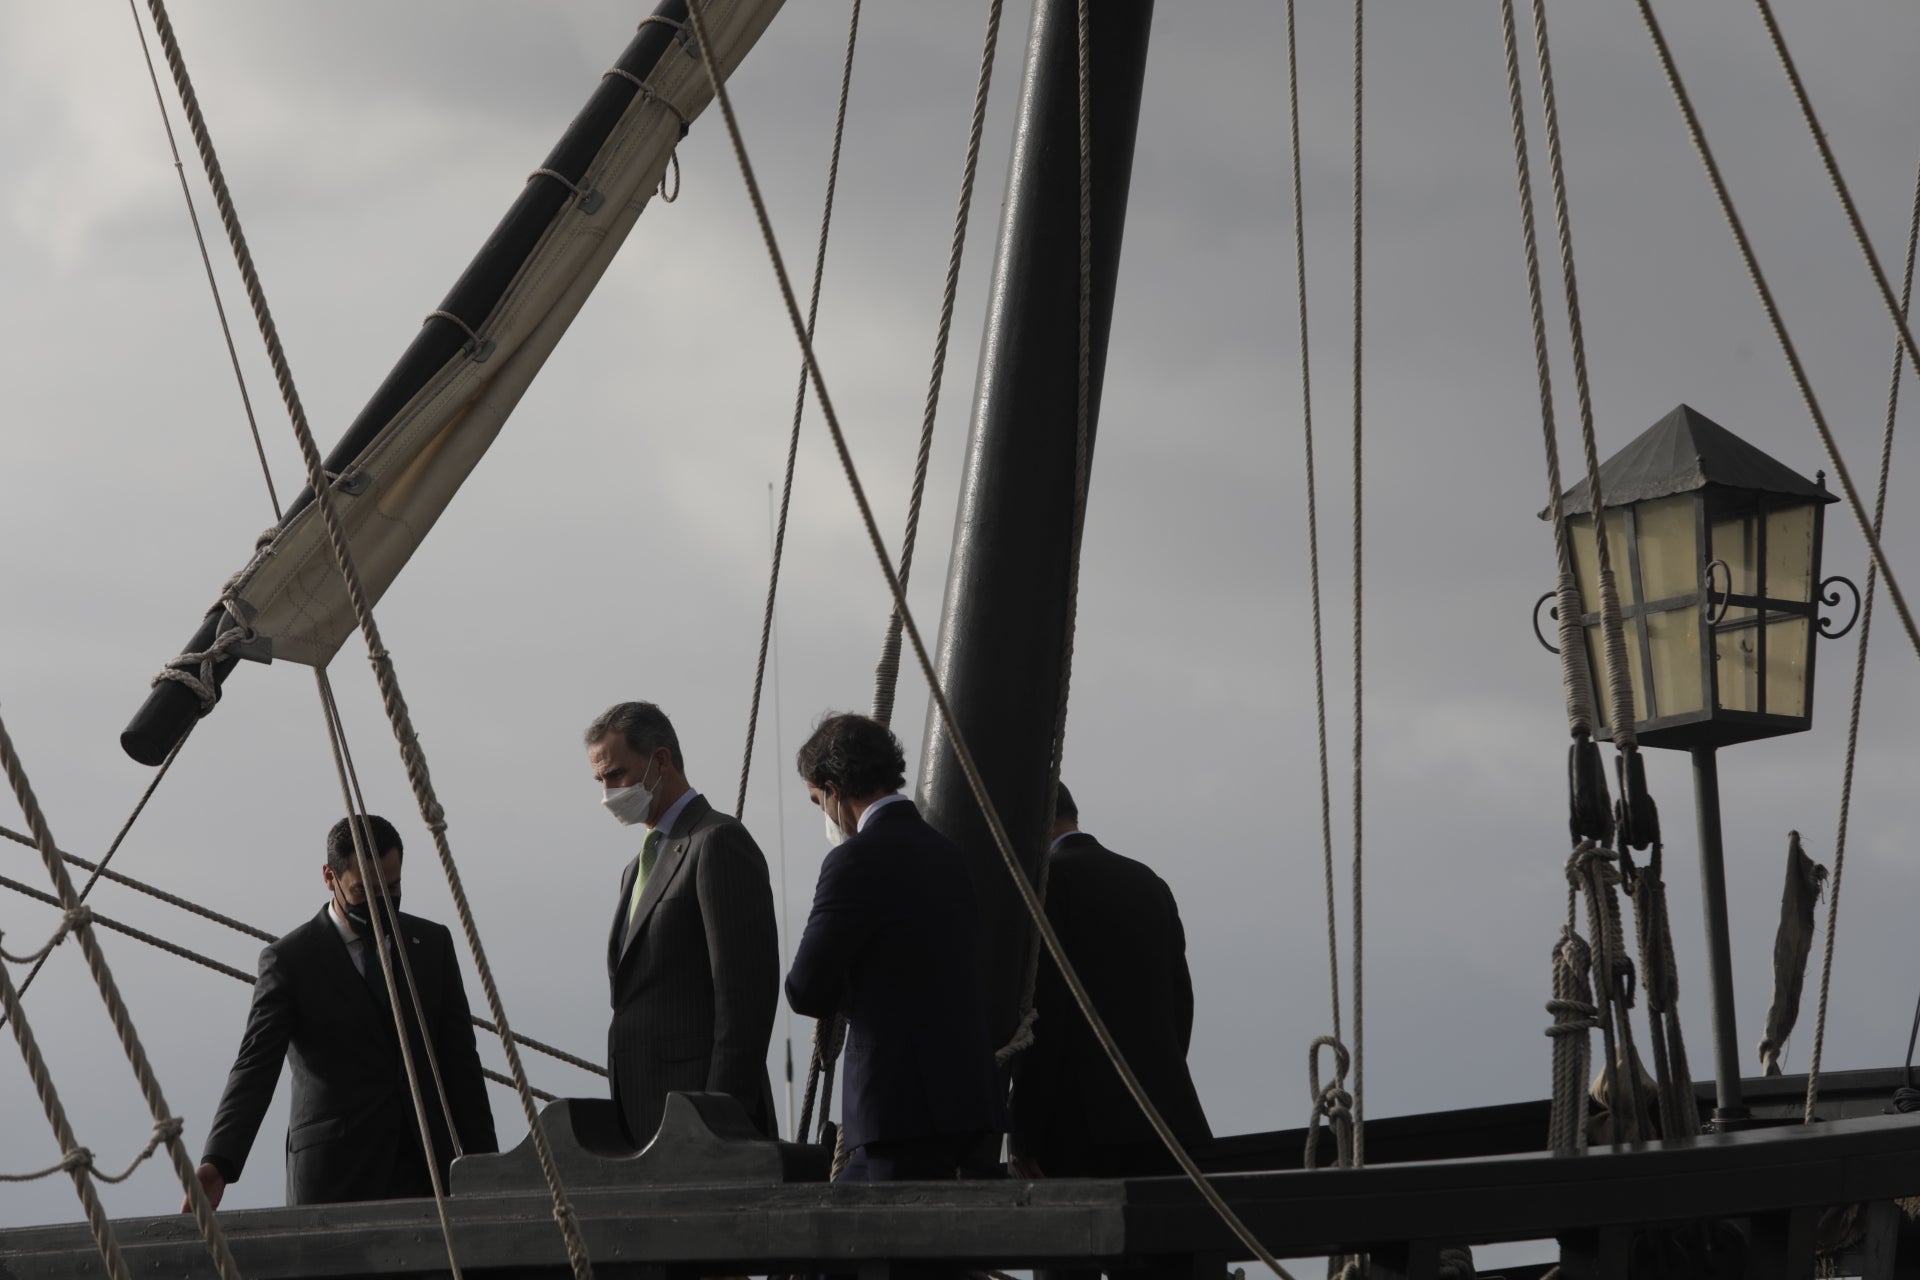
[1284,0,1342,1058]
[1631,0,1920,673]
[140,0,593,1269]
[0,713,243,1280]
[679,2,1293,1273]
[1803,147,1920,1122]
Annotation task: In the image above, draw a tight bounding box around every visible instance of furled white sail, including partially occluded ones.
[232,0,782,669]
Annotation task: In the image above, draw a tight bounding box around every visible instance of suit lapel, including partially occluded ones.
[608,855,640,974]
[617,794,710,965]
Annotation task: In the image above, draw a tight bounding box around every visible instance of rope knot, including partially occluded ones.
[62,905,93,933]
[60,1146,94,1174]
[154,1115,184,1144]
[1305,1035,1356,1171]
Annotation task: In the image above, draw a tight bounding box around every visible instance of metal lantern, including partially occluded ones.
[1537,404,1855,751]
[1533,403,1859,1126]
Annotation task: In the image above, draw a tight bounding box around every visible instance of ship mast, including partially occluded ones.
[917,0,1155,1050]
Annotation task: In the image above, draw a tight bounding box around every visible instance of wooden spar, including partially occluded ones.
[117,0,702,767]
[916,0,1156,1051]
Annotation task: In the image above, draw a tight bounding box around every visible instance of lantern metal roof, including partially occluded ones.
[1540,403,1836,518]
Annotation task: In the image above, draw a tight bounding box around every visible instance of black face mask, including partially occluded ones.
[342,896,400,936]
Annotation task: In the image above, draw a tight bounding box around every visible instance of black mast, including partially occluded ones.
[917,0,1154,1049]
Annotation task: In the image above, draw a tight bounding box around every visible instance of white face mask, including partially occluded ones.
[602,761,659,827]
[823,795,852,848]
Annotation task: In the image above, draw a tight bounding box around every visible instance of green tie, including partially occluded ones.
[624,829,663,938]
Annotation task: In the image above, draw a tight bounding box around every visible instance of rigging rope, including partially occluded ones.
[1630,0,1920,674]
[1284,0,1342,1057]
[139,1,594,1270]
[1802,149,1920,1121]
[1348,0,1367,1170]
[0,868,556,1101]
[0,713,243,1280]
[130,6,465,1251]
[1493,0,1595,743]
[315,676,465,1277]
[678,3,1294,1274]
[0,941,136,1279]
[0,733,187,1029]
[124,0,280,516]
[736,0,864,824]
[1528,0,1635,752]
[792,0,1008,1147]
[869,0,1007,728]
[0,821,597,1076]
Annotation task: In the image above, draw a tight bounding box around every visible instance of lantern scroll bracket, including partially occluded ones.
[1705,559,1734,626]
[1533,591,1562,655]
[1817,574,1862,640]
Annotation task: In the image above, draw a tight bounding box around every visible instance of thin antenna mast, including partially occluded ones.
[768,481,796,1135]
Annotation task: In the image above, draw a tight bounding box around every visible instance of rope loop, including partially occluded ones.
[1304,1034,1355,1171]
[92,1116,185,1185]
[421,309,495,364]
[0,905,94,965]
[601,67,689,203]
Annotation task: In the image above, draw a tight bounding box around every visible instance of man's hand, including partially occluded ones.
[180,1162,225,1213]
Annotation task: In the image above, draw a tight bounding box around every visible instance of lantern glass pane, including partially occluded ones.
[1569,510,1635,614]
[1715,621,1759,712]
[1646,606,1703,716]
[1765,617,1809,719]
[1634,496,1700,602]
[1765,504,1816,603]
[1712,515,1759,596]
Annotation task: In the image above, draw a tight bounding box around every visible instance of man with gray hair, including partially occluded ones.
[586,701,780,1145]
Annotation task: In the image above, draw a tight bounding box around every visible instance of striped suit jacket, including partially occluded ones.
[607,793,779,1145]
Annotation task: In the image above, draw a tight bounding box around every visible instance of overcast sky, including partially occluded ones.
[3,0,1920,1242]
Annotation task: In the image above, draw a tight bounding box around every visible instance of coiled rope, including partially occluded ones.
[679,2,1293,1273]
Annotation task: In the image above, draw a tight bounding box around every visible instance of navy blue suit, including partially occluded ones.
[785,799,1005,1166]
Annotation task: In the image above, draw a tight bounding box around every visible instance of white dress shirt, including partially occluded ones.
[857,792,911,832]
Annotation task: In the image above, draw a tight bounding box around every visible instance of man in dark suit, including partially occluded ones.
[1009,783,1211,1179]
[588,701,779,1146]
[785,713,1005,1181]
[189,815,497,1209]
